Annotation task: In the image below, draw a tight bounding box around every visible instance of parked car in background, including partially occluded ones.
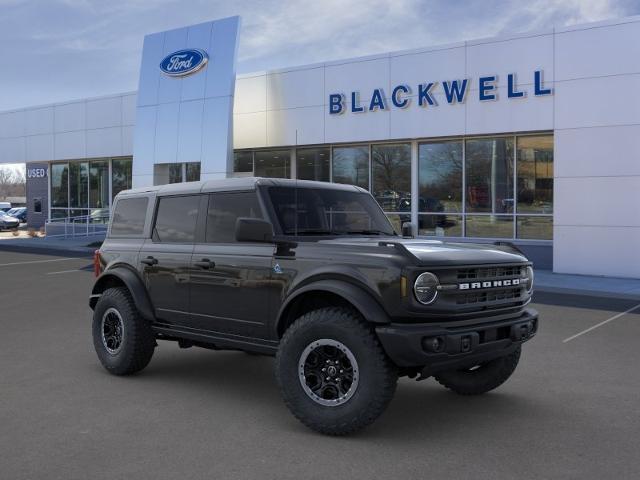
[0,202,12,212]
[0,212,20,230]
[7,207,27,223]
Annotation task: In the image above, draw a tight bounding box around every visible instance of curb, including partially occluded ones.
[0,243,95,257]
[534,286,640,302]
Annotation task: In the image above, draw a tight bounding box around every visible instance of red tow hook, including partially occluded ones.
[93,250,102,277]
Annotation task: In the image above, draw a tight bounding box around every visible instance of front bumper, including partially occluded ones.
[376,308,538,375]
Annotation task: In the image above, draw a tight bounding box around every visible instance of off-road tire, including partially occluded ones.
[434,347,521,395]
[275,307,398,436]
[92,287,155,375]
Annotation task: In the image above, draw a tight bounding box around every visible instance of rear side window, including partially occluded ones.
[110,197,148,236]
[206,192,262,243]
[153,195,200,243]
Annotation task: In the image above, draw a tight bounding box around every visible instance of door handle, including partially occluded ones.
[194,258,215,269]
[141,256,158,266]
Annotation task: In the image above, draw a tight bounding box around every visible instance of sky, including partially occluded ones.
[0,0,639,174]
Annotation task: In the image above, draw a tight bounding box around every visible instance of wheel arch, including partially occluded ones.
[90,266,155,322]
[276,279,391,338]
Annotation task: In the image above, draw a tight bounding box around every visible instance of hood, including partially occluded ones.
[318,236,528,266]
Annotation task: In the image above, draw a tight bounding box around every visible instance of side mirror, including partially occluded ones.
[235,217,274,243]
[401,222,414,238]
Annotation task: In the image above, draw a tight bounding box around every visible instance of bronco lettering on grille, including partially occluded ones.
[459,278,521,290]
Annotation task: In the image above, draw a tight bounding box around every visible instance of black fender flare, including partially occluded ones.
[89,266,155,322]
[276,279,391,336]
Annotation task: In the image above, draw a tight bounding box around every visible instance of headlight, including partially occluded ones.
[525,266,534,293]
[414,272,439,305]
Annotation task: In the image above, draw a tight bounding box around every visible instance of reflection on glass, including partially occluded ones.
[465,215,514,238]
[517,136,553,214]
[385,214,402,236]
[89,161,109,208]
[372,144,411,212]
[254,150,291,178]
[465,137,514,213]
[50,209,68,219]
[517,216,552,240]
[186,162,201,182]
[419,141,462,213]
[51,163,69,208]
[70,162,88,208]
[169,163,183,184]
[418,214,462,237]
[112,158,132,199]
[234,151,253,173]
[332,146,369,189]
[296,147,330,182]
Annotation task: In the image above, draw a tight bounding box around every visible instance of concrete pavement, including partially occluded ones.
[0,250,639,479]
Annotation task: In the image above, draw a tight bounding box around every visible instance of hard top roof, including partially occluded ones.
[116,177,367,198]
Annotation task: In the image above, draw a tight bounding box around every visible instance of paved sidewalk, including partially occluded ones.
[0,234,103,254]
[535,269,640,300]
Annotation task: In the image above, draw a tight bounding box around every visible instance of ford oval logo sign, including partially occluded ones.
[159,49,208,77]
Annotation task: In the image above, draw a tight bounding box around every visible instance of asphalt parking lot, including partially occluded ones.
[0,249,638,480]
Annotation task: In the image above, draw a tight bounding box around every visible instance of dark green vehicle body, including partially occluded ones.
[90,177,537,378]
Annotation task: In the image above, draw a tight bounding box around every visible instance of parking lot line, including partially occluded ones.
[46,269,88,275]
[562,303,640,343]
[0,257,78,267]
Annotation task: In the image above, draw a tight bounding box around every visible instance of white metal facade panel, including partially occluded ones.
[555,126,640,178]
[87,127,123,158]
[54,102,86,133]
[25,107,53,136]
[86,96,122,130]
[54,130,86,160]
[26,134,54,162]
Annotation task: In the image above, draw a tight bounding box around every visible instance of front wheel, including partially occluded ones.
[275,307,398,436]
[434,347,521,395]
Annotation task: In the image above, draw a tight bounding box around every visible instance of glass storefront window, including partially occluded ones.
[112,158,132,199]
[517,136,553,214]
[69,162,88,208]
[89,161,109,209]
[465,137,514,214]
[51,163,69,208]
[418,214,463,237]
[186,162,201,182]
[234,151,253,173]
[465,215,514,238]
[332,146,369,189]
[296,147,330,182]
[517,216,552,240]
[169,163,183,184]
[418,141,463,213]
[254,149,291,178]
[372,144,411,212]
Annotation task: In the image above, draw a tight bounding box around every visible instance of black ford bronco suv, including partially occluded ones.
[90,177,537,435]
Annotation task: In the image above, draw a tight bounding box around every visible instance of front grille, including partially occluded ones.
[456,287,521,305]
[457,266,525,281]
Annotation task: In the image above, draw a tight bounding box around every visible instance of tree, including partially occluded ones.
[0,167,26,200]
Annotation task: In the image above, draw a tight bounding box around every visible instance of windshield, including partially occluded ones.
[267,186,397,236]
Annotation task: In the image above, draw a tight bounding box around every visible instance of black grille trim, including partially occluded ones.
[457,266,526,281]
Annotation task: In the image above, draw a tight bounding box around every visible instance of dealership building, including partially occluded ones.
[0,15,639,278]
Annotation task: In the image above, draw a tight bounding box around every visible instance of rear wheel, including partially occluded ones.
[92,287,155,375]
[275,307,397,436]
[434,347,521,395]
